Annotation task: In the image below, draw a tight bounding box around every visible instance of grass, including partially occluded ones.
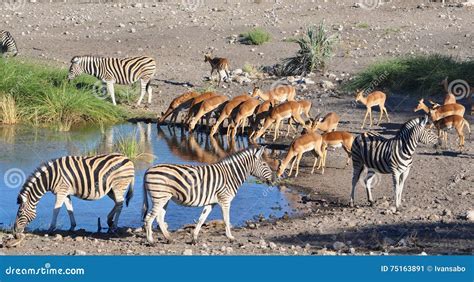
[280,23,338,76]
[0,58,127,130]
[0,94,19,124]
[344,54,474,96]
[356,22,369,29]
[240,28,271,45]
[242,62,258,75]
[383,27,401,35]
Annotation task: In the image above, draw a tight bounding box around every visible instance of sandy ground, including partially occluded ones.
[0,0,473,255]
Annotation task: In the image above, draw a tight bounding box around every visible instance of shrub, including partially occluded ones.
[280,23,338,76]
[240,28,271,45]
[242,62,258,74]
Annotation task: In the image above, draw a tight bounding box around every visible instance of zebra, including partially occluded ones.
[67,55,156,106]
[350,115,437,211]
[142,146,273,244]
[1,30,18,57]
[13,154,135,235]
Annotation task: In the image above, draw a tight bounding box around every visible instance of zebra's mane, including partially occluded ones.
[17,160,54,203]
[217,147,257,165]
[395,117,422,137]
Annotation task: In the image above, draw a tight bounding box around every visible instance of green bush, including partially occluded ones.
[240,28,271,45]
[281,23,338,75]
[0,58,126,130]
[344,54,474,96]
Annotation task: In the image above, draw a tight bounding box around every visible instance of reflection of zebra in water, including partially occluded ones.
[13,154,135,234]
[67,55,156,106]
[142,147,273,244]
[1,30,18,57]
[350,116,437,210]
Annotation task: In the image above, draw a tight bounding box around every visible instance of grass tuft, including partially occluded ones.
[0,94,19,124]
[240,28,271,45]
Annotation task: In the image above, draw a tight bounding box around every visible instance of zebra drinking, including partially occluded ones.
[13,154,135,235]
[142,147,273,244]
[350,115,437,210]
[1,30,18,57]
[67,55,156,106]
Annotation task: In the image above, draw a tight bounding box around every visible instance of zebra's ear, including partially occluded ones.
[255,146,266,159]
[71,56,80,63]
[420,115,429,127]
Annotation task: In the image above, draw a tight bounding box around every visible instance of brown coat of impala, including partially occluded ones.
[185,92,220,124]
[440,77,457,105]
[205,54,230,86]
[249,99,276,139]
[159,91,201,124]
[210,94,250,136]
[414,98,465,120]
[251,85,296,103]
[321,131,355,169]
[309,112,340,133]
[188,95,229,131]
[253,101,307,141]
[433,115,471,150]
[355,90,390,129]
[231,98,261,138]
[277,132,325,178]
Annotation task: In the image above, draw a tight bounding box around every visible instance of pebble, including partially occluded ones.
[465,210,474,222]
[183,249,193,256]
[269,242,278,250]
[74,250,87,256]
[53,234,63,241]
[332,241,346,251]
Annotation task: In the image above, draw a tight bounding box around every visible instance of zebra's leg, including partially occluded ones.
[137,79,147,106]
[155,196,172,243]
[106,81,116,106]
[391,171,402,210]
[146,80,153,104]
[64,195,76,232]
[219,201,235,242]
[364,170,377,205]
[49,193,68,232]
[350,165,364,207]
[396,168,410,211]
[192,204,214,244]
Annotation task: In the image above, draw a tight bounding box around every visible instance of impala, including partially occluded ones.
[414,98,465,121]
[355,90,390,129]
[158,91,201,125]
[205,54,230,86]
[185,92,220,125]
[440,77,457,105]
[321,131,355,169]
[231,98,261,138]
[251,84,296,103]
[249,99,276,139]
[432,115,471,150]
[210,94,251,136]
[308,112,340,133]
[188,94,229,131]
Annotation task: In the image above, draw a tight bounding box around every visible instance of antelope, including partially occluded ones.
[189,95,229,131]
[308,112,340,133]
[185,92,220,125]
[251,84,296,103]
[277,132,325,177]
[287,100,312,137]
[204,54,230,86]
[432,115,471,150]
[355,90,390,129]
[414,99,465,120]
[249,99,276,139]
[158,91,201,125]
[231,98,261,138]
[252,101,307,141]
[210,94,251,136]
[321,131,355,169]
[440,77,457,105]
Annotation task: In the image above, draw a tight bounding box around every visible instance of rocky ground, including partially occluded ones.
[0,0,473,255]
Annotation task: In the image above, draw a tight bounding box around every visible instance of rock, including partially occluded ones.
[332,241,346,251]
[259,239,267,249]
[118,23,125,28]
[130,28,136,33]
[320,80,335,90]
[232,68,243,75]
[74,236,84,242]
[428,214,440,221]
[269,242,278,250]
[442,209,452,217]
[183,249,193,256]
[225,247,233,254]
[132,3,143,8]
[234,76,252,85]
[74,250,87,256]
[317,248,337,255]
[465,210,474,221]
[419,251,427,256]
[53,234,63,241]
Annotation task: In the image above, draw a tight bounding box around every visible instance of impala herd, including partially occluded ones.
[157,57,471,178]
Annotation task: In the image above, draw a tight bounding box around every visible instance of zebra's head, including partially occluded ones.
[68,56,83,80]
[416,115,437,145]
[13,189,36,234]
[249,146,274,185]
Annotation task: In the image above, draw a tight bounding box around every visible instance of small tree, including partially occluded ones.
[281,23,338,76]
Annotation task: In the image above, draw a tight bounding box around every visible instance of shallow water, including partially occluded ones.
[0,123,294,232]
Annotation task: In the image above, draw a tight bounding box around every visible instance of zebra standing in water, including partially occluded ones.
[142,147,273,244]
[68,55,156,106]
[13,154,135,235]
[1,30,18,57]
[350,115,437,210]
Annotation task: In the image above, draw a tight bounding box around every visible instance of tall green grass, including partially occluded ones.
[240,28,271,45]
[0,58,126,130]
[345,54,474,96]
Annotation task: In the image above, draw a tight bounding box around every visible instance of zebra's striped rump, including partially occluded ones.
[1,30,18,57]
[142,147,273,243]
[14,154,135,234]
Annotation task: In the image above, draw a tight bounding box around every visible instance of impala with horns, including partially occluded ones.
[231,98,261,139]
[158,91,201,125]
[355,90,390,129]
[432,115,471,150]
[277,132,325,178]
[210,94,251,136]
[321,131,355,169]
[189,94,229,131]
[252,101,308,141]
[414,98,465,121]
[251,84,296,103]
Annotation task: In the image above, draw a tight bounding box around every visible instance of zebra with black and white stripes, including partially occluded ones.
[350,115,437,210]
[142,147,273,244]
[68,55,156,106]
[1,30,18,57]
[13,154,135,235]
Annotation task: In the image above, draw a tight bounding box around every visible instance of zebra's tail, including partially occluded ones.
[125,177,134,207]
[142,174,149,221]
